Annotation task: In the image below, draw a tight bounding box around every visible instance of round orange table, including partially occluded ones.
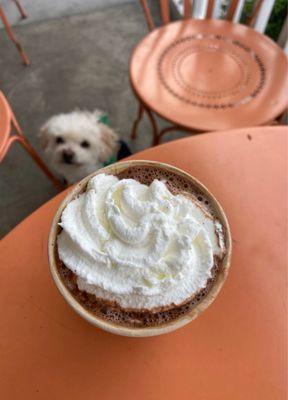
[0,127,286,400]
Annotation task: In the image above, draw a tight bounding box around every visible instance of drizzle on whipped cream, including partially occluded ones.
[57,173,226,309]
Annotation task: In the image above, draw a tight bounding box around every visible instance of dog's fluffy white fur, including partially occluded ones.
[40,110,119,184]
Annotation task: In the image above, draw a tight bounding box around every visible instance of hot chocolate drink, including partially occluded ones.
[55,163,227,328]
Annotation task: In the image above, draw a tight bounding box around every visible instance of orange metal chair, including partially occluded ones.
[0,0,30,66]
[130,0,288,145]
[0,91,62,190]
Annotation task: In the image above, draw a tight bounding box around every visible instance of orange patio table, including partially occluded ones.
[0,126,287,400]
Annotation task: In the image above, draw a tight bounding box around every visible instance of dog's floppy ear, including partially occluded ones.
[98,124,119,163]
[38,122,50,151]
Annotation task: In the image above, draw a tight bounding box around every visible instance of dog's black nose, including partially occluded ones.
[62,149,75,164]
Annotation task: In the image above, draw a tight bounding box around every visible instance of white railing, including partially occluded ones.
[170,0,286,49]
[193,0,210,19]
[232,0,246,23]
[253,0,275,33]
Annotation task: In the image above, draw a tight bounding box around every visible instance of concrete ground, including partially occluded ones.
[0,2,185,238]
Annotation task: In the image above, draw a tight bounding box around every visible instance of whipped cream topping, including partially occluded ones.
[57,174,225,309]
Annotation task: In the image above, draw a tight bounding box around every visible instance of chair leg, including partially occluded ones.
[15,136,63,191]
[9,114,63,190]
[10,110,23,135]
[0,6,30,66]
[145,107,160,146]
[131,102,144,140]
[12,0,27,19]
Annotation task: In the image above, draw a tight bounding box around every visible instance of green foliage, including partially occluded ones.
[240,0,287,41]
[265,0,287,40]
[244,0,254,16]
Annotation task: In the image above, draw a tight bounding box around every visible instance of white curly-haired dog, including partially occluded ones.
[40,110,120,184]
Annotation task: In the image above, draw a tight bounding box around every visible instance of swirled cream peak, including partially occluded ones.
[57,173,225,309]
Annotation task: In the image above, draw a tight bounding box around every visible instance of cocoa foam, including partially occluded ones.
[56,164,227,328]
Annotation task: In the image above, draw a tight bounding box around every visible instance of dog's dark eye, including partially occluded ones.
[80,140,90,148]
[56,136,64,144]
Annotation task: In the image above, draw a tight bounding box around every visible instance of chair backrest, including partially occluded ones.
[140,0,279,34]
[140,0,288,52]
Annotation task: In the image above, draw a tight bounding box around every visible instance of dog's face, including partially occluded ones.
[40,111,118,183]
[44,127,101,167]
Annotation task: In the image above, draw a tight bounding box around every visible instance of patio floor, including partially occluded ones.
[0,2,186,238]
